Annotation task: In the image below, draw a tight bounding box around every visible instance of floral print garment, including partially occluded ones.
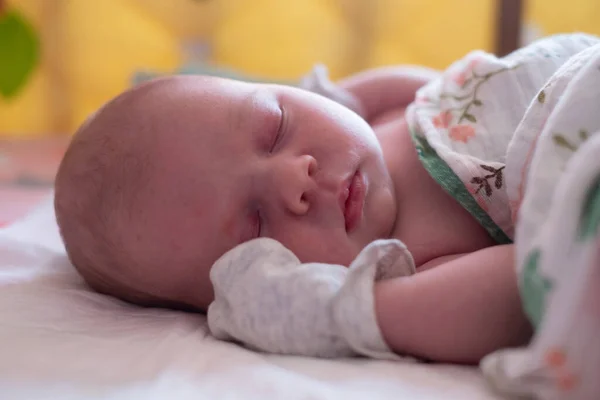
[405,33,598,243]
[408,33,600,399]
[480,41,600,400]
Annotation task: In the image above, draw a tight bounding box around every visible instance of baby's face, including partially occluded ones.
[130,76,396,308]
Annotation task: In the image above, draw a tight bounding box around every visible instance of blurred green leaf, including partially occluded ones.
[552,134,577,151]
[464,113,477,123]
[0,9,40,99]
[537,90,545,104]
[578,177,600,241]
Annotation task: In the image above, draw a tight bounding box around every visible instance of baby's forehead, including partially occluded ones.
[153,75,259,100]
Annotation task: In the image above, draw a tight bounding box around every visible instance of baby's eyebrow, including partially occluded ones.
[229,91,252,136]
[237,88,281,139]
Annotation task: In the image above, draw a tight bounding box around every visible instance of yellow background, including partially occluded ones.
[1,0,599,136]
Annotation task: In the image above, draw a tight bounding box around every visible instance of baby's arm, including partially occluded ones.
[374,244,532,364]
[337,66,440,123]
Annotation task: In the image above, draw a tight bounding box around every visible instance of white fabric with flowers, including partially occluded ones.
[405,33,598,245]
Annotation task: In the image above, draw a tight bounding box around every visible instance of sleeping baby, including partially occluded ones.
[54,33,600,374]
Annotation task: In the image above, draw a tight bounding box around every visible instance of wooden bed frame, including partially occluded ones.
[496,0,523,56]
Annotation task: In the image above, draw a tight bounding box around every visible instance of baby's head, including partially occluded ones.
[55,76,397,311]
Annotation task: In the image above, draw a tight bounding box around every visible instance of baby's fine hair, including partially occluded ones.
[54,80,192,310]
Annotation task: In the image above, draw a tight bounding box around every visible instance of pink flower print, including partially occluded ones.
[449,124,475,143]
[544,348,580,392]
[452,59,480,87]
[466,183,490,212]
[453,72,467,87]
[475,197,489,213]
[433,110,452,128]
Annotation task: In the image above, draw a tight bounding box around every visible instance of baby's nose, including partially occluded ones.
[278,155,318,215]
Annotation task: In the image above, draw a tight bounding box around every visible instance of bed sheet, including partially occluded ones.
[0,198,504,400]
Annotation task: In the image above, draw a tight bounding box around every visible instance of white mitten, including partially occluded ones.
[207,238,415,359]
[298,64,365,117]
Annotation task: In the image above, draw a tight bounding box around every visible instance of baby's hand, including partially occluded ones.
[207,238,415,359]
[299,64,365,117]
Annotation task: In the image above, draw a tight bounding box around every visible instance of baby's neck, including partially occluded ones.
[376,117,496,266]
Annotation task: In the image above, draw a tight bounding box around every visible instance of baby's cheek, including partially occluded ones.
[222,213,240,242]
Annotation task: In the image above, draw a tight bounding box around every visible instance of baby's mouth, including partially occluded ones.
[340,170,366,233]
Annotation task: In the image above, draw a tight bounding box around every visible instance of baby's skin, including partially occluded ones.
[54,67,531,364]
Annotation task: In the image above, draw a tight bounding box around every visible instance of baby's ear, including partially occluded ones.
[298,64,365,117]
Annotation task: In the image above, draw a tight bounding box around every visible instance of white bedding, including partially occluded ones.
[0,197,503,400]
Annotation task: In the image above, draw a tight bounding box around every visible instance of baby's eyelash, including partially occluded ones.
[269,106,286,153]
[255,210,263,238]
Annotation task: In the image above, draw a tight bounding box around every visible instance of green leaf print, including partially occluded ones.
[578,176,600,241]
[537,90,546,104]
[553,134,577,151]
[553,130,590,152]
[520,249,553,329]
[463,113,477,123]
[436,64,520,125]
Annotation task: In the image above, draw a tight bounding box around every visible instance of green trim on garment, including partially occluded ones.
[411,132,513,245]
[578,175,600,241]
[520,248,552,328]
